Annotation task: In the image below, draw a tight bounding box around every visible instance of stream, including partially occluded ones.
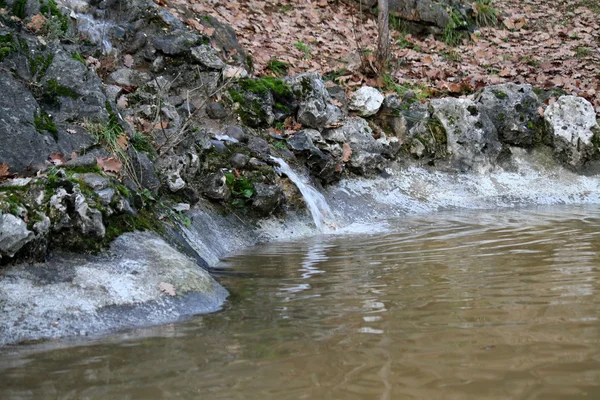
[1,205,599,399]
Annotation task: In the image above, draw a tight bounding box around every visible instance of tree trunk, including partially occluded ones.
[376,0,390,73]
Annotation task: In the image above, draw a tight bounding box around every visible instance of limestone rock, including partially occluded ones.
[475,83,542,146]
[190,45,226,70]
[349,87,384,117]
[202,171,231,201]
[430,98,502,172]
[252,183,284,216]
[544,95,600,169]
[0,213,33,259]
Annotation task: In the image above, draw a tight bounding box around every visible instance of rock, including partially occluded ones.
[247,136,271,156]
[206,101,228,119]
[544,96,600,169]
[349,86,384,117]
[0,232,228,346]
[104,85,123,102]
[0,73,92,174]
[42,49,110,124]
[173,203,190,212]
[430,98,502,172]
[0,213,33,259]
[230,153,250,169]
[198,15,250,69]
[211,140,228,153]
[225,126,248,143]
[152,30,204,56]
[323,118,387,155]
[286,73,340,130]
[351,0,473,30]
[475,83,542,146]
[222,65,249,79]
[131,151,161,194]
[108,68,151,87]
[72,193,105,239]
[80,173,110,191]
[167,170,186,192]
[252,183,284,216]
[190,45,226,70]
[202,171,231,201]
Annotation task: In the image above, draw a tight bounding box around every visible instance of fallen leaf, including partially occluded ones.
[96,157,122,174]
[70,152,78,160]
[49,152,66,166]
[537,106,545,117]
[66,128,77,134]
[26,14,46,32]
[116,134,129,150]
[159,282,176,296]
[117,95,128,109]
[0,163,10,179]
[342,143,352,162]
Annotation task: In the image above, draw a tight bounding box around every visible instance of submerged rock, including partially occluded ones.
[544,96,600,169]
[0,232,228,346]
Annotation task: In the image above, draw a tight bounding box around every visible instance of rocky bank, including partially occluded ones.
[0,0,599,345]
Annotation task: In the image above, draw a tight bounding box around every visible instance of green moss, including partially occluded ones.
[131,131,156,155]
[492,89,507,99]
[266,58,289,77]
[47,78,78,99]
[116,184,130,198]
[30,53,53,77]
[0,33,14,61]
[61,164,102,174]
[34,109,58,140]
[237,76,292,97]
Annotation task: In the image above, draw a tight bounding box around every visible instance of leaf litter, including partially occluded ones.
[159,0,600,116]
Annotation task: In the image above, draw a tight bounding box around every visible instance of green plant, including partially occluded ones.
[442,9,468,46]
[266,58,289,77]
[389,14,407,32]
[225,173,255,199]
[575,46,591,58]
[0,33,15,62]
[12,0,26,19]
[131,131,155,154]
[272,140,288,151]
[294,41,311,59]
[381,73,429,101]
[474,0,498,27]
[30,54,53,77]
[72,52,85,64]
[442,50,463,62]
[34,109,58,139]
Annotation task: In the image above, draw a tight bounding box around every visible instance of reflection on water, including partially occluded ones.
[1,205,600,399]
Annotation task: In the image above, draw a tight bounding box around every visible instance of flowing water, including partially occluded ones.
[1,205,600,399]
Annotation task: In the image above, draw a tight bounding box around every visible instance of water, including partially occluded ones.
[1,205,600,399]
[272,157,333,232]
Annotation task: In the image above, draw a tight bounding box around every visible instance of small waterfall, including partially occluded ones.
[270,157,333,232]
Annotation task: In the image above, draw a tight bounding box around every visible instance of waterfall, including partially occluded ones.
[270,157,333,232]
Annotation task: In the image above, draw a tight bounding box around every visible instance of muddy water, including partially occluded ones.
[1,205,600,400]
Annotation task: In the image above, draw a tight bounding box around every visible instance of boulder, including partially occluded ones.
[252,183,284,216]
[475,83,542,146]
[0,213,33,259]
[430,98,502,172]
[349,87,384,117]
[286,73,341,130]
[0,231,228,346]
[544,96,600,169]
[152,30,204,56]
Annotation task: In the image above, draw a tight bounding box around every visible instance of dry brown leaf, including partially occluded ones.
[537,106,545,117]
[26,14,46,32]
[0,163,10,179]
[342,143,352,162]
[70,152,78,160]
[48,152,66,166]
[117,95,128,109]
[96,157,122,174]
[159,282,176,296]
[116,134,129,150]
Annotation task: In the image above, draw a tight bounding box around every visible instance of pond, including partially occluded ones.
[1,205,599,399]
